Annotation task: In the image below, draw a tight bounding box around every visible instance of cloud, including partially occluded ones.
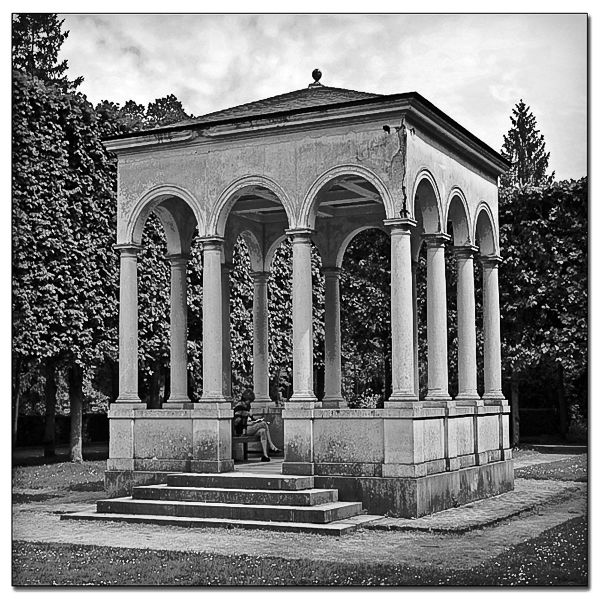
[59,13,587,180]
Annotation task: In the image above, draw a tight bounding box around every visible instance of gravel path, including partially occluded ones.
[12,451,587,570]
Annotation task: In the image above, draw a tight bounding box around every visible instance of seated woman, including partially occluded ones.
[233,388,280,462]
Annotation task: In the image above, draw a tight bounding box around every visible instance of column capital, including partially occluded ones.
[453,244,479,260]
[285,228,314,243]
[114,243,142,257]
[479,255,503,268]
[199,236,225,251]
[384,218,417,234]
[322,266,342,278]
[251,270,270,284]
[422,232,451,247]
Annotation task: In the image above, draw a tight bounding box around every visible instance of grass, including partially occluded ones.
[515,455,587,482]
[12,460,105,491]
[11,517,587,586]
[12,450,588,586]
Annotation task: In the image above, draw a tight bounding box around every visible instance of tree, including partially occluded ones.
[499,179,587,440]
[12,13,82,91]
[145,94,191,128]
[12,70,119,461]
[501,100,554,188]
[340,230,391,406]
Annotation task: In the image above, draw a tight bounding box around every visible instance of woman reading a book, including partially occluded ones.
[233,388,280,462]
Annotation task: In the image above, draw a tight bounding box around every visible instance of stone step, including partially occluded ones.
[167,472,314,491]
[97,497,363,524]
[61,510,382,536]
[133,484,338,506]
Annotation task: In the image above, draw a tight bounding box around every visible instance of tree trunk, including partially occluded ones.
[13,357,22,448]
[69,361,84,463]
[43,358,57,457]
[510,374,520,447]
[556,362,569,439]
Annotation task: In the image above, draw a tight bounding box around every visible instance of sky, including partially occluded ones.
[57,13,588,181]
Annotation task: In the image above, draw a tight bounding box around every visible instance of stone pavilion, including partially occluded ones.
[103,71,513,517]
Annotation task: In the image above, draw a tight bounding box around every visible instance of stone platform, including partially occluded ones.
[63,469,380,536]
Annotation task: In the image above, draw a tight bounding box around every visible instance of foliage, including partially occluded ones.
[340,229,390,405]
[146,94,191,128]
[499,179,588,417]
[501,100,554,188]
[12,14,83,91]
[137,214,170,401]
[94,94,191,135]
[12,71,119,369]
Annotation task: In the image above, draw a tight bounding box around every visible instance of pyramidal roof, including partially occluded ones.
[158,71,381,130]
[106,70,508,172]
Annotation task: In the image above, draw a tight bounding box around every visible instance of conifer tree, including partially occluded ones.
[12,13,83,91]
[501,100,554,187]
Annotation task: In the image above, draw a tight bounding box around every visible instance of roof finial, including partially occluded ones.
[309,68,323,88]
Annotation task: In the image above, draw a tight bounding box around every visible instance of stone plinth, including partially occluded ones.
[281,402,512,516]
[106,404,234,495]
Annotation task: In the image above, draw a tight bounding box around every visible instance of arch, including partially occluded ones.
[299,164,394,230]
[473,201,499,256]
[127,184,202,255]
[445,187,472,246]
[336,224,388,269]
[209,175,294,237]
[411,231,424,262]
[264,233,289,272]
[412,169,444,235]
[238,230,265,273]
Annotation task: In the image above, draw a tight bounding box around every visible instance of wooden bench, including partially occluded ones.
[232,434,261,461]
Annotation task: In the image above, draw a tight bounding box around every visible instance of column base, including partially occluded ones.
[114,398,146,409]
[290,391,318,402]
[321,396,347,408]
[201,393,228,402]
[483,392,507,403]
[425,392,452,402]
[386,391,418,403]
[165,397,194,409]
[455,393,482,404]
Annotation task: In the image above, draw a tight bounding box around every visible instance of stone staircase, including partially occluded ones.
[62,471,381,535]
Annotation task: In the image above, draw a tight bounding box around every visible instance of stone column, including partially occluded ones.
[384,219,418,403]
[287,229,317,402]
[201,238,225,401]
[166,253,191,406]
[453,246,479,401]
[115,243,142,404]
[481,256,505,401]
[322,266,345,408]
[222,262,232,401]
[251,270,271,407]
[423,233,452,401]
[412,260,419,397]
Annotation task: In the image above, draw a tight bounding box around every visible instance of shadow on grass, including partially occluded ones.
[12,449,109,468]
[11,517,587,586]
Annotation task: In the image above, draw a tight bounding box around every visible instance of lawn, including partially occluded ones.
[515,455,587,482]
[12,516,587,586]
[12,451,588,586]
